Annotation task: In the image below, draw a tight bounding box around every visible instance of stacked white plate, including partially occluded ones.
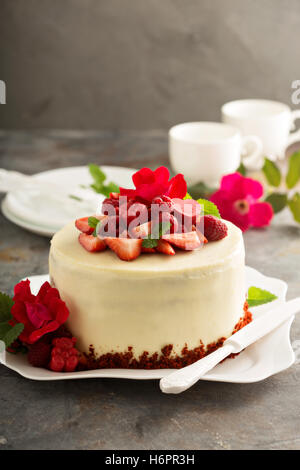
[1,166,136,236]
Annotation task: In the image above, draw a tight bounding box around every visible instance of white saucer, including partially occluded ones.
[2,165,136,237]
[0,267,295,385]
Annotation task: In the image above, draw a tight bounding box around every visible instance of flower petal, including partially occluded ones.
[13,279,35,303]
[220,173,243,194]
[249,202,273,228]
[167,174,187,199]
[132,168,155,187]
[28,320,60,344]
[210,191,250,231]
[154,166,170,185]
[136,182,169,202]
[243,177,263,199]
[119,187,137,198]
[219,172,264,200]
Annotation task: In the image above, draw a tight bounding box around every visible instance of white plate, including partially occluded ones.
[0,267,295,384]
[2,166,136,237]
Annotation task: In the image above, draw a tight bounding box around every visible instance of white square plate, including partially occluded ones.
[0,266,295,383]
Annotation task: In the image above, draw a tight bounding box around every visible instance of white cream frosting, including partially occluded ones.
[49,220,245,358]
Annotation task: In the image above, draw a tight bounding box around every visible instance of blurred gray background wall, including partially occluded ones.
[0,0,299,130]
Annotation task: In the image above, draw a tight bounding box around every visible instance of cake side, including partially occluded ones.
[49,220,247,366]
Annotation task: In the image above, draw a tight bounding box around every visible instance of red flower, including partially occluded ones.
[119,167,187,202]
[10,280,69,345]
[210,172,273,232]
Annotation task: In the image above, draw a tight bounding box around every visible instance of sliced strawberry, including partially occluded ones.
[78,233,107,252]
[162,231,201,250]
[156,239,175,255]
[142,246,156,253]
[75,215,105,234]
[75,217,94,234]
[192,225,208,244]
[130,221,151,239]
[105,237,142,261]
[109,192,120,200]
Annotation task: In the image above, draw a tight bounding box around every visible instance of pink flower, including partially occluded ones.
[119,166,187,202]
[210,173,273,232]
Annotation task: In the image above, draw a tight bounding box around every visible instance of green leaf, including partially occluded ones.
[88,216,100,229]
[0,292,13,322]
[288,192,300,223]
[265,192,288,214]
[286,151,300,189]
[88,164,106,185]
[187,181,216,200]
[0,321,12,338]
[88,164,119,197]
[262,158,281,187]
[2,323,24,348]
[142,238,158,249]
[142,222,171,248]
[236,162,247,176]
[183,192,193,200]
[197,199,221,218]
[247,286,277,307]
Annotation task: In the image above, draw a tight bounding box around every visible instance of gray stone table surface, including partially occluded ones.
[0,130,300,450]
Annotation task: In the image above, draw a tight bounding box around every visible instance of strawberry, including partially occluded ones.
[75,217,94,234]
[203,215,228,241]
[192,225,208,244]
[156,239,175,255]
[130,222,151,239]
[109,192,120,200]
[78,233,107,252]
[142,246,156,253]
[162,231,201,250]
[105,237,142,261]
[75,215,105,234]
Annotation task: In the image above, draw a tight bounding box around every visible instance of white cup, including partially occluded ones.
[222,99,300,169]
[169,122,262,187]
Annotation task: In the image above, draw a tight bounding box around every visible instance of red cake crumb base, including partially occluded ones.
[78,302,252,370]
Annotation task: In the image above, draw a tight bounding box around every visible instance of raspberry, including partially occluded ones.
[203,215,228,241]
[49,336,79,372]
[50,355,65,372]
[65,355,79,372]
[28,341,51,368]
[53,337,74,350]
[152,196,164,205]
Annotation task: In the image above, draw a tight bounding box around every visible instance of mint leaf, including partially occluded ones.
[288,192,300,223]
[142,238,158,249]
[89,164,106,185]
[2,323,24,348]
[262,158,281,187]
[265,192,287,214]
[286,151,300,189]
[159,221,171,238]
[0,292,13,322]
[88,216,100,229]
[236,162,246,176]
[247,286,277,307]
[142,222,171,248]
[0,321,12,338]
[88,164,119,197]
[197,199,220,218]
[183,192,192,200]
